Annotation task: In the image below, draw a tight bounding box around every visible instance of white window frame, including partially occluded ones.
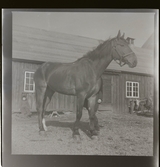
[126,81,139,98]
[24,71,35,92]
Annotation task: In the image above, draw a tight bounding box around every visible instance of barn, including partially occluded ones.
[12,24,154,114]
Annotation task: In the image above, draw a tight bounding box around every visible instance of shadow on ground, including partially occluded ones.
[46,120,92,138]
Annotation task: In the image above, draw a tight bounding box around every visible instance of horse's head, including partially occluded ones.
[111,30,137,68]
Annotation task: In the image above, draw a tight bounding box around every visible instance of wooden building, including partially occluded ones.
[12,25,154,113]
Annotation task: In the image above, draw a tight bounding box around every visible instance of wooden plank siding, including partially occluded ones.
[101,72,153,114]
[12,61,77,112]
[12,61,154,114]
[12,61,39,112]
[101,73,120,112]
[120,72,154,113]
[116,75,120,112]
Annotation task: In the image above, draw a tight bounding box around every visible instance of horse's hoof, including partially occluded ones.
[95,130,100,135]
[44,127,47,131]
[90,130,99,136]
[39,131,47,137]
[73,135,81,142]
[91,135,99,140]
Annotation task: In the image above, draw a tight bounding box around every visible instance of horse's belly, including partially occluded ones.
[47,76,76,95]
[45,61,97,96]
[54,86,76,95]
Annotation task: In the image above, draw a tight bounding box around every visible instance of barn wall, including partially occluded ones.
[101,72,120,112]
[12,61,40,112]
[120,72,154,113]
[101,71,153,114]
[12,61,154,114]
[12,61,76,112]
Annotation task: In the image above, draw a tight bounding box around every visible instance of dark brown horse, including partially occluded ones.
[34,31,137,139]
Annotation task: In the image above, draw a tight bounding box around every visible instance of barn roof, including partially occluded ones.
[142,33,154,50]
[12,24,154,75]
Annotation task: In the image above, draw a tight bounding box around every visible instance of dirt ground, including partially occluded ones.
[12,109,153,155]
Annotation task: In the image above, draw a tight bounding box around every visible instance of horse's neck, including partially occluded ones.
[89,41,113,78]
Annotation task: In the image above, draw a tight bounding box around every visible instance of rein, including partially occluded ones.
[112,44,134,67]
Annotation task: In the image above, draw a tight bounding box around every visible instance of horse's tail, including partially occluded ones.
[34,63,46,85]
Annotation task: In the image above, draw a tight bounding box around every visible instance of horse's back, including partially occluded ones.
[34,59,99,95]
[35,59,95,82]
[34,62,62,81]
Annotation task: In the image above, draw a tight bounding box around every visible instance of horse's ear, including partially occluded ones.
[121,33,125,39]
[117,30,121,39]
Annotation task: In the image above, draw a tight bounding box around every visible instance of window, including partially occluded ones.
[24,71,35,92]
[126,81,139,98]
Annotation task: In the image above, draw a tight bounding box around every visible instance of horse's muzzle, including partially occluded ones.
[124,53,137,68]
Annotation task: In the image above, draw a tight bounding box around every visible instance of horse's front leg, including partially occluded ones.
[73,93,86,140]
[87,94,100,138]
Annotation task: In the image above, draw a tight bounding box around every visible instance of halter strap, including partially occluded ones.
[112,45,134,67]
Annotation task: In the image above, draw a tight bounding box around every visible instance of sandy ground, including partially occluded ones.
[12,110,153,155]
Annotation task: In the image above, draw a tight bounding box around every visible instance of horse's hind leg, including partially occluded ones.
[36,83,54,131]
[42,86,55,130]
[35,85,47,132]
[73,93,86,138]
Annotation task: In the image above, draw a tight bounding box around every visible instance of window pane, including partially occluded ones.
[126,81,139,98]
[133,92,136,96]
[25,84,29,90]
[24,71,35,92]
[26,73,29,77]
[30,85,33,91]
[30,78,34,84]
[26,78,30,84]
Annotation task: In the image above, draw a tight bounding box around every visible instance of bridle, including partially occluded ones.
[112,43,134,67]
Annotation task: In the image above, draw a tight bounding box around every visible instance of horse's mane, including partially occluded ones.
[77,37,114,62]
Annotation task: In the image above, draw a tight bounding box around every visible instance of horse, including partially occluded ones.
[34,30,137,140]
